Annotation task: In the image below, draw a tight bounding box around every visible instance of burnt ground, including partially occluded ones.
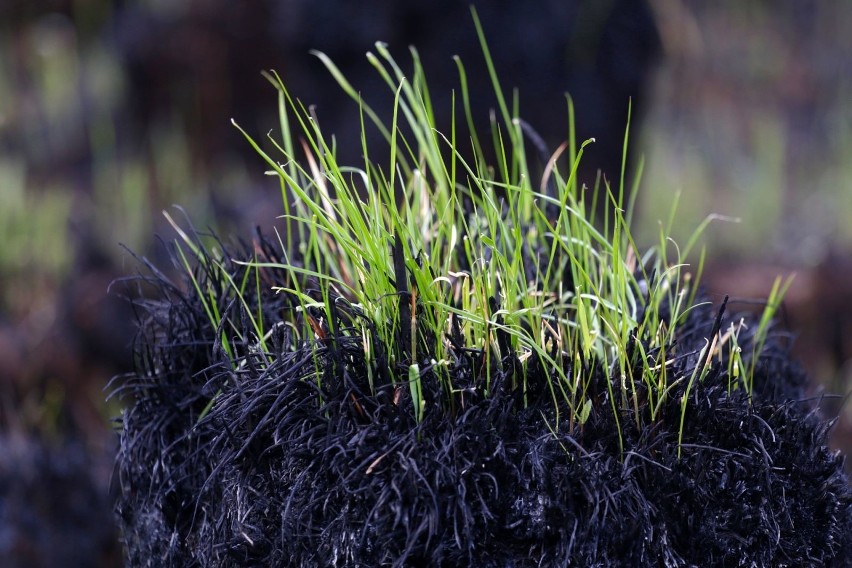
[0,434,120,568]
[113,234,852,567]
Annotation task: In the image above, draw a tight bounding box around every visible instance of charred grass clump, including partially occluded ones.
[112,23,852,568]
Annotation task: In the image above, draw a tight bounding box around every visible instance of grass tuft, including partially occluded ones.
[111,26,852,567]
[168,36,792,456]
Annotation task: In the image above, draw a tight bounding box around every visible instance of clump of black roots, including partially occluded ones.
[112,233,852,567]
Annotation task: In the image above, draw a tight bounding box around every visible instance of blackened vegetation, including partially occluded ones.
[114,235,852,567]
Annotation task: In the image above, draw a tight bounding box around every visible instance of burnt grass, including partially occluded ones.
[113,233,852,567]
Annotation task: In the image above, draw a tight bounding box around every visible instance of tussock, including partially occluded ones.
[113,233,851,566]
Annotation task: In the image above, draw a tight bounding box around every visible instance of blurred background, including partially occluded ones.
[0,0,849,564]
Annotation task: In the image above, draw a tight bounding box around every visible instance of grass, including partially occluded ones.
[0,9,227,317]
[0,7,241,440]
[112,11,852,566]
[0,158,73,305]
[164,9,787,460]
[639,1,852,260]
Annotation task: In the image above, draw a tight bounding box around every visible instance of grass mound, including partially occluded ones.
[112,23,851,567]
[114,232,850,566]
